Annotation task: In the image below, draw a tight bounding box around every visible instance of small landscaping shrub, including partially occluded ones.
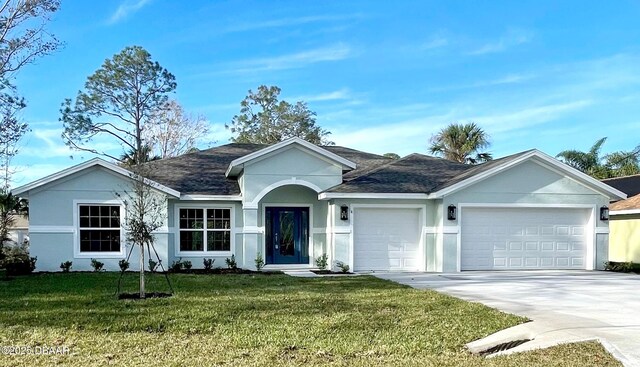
[1,242,36,276]
[148,259,158,273]
[604,261,635,273]
[60,261,73,273]
[225,254,237,270]
[255,253,265,271]
[118,259,130,272]
[315,253,328,270]
[170,258,185,272]
[169,258,193,272]
[183,260,192,271]
[203,258,215,271]
[335,261,350,273]
[90,259,104,272]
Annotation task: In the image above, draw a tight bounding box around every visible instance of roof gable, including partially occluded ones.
[12,158,180,198]
[429,150,627,200]
[225,137,356,177]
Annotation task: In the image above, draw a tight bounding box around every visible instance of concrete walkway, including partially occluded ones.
[374,271,640,367]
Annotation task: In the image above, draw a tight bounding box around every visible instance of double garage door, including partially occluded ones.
[352,206,591,272]
[461,207,590,270]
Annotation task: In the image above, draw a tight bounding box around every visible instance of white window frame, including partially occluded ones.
[174,204,235,256]
[73,199,126,259]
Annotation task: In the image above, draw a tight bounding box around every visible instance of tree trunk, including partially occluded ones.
[140,243,145,299]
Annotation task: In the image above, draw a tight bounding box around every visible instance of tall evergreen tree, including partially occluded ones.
[226,85,332,145]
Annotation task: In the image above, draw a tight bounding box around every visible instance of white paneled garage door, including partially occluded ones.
[461,207,591,270]
[353,208,422,271]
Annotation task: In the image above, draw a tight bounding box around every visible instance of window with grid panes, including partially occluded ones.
[179,208,231,252]
[79,205,121,253]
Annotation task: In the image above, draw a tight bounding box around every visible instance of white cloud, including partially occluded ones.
[225,43,352,74]
[200,123,233,147]
[224,14,364,33]
[429,73,535,92]
[290,88,352,102]
[468,29,533,55]
[20,129,75,158]
[10,163,75,188]
[20,128,122,159]
[108,0,152,25]
[472,100,593,133]
[323,98,593,157]
[421,36,449,50]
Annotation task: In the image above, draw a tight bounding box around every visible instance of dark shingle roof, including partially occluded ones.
[327,154,471,193]
[141,141,532,196]
[602,174,640,197]
[142,143,393,195]
[142,144,259,195]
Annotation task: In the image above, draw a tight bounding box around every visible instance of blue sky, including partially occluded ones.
[10,0,640,186]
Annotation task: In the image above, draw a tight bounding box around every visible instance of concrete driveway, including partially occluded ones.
[374,271,640,366]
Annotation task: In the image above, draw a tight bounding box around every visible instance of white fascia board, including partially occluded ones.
[610,209,640,216]
[530,151,627,200]
[180,194,243,201]
[225,137,356,177]
[428,150,627,200]
[12,158,180,198]
[318,192,429,200]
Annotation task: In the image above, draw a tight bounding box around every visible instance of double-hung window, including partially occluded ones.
[178,208,231,253]
[79,205,122,253]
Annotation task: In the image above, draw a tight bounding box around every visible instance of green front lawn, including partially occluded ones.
[0,273,620,366]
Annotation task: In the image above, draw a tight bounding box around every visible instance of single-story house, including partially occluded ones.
[13,137,625,272]
[601,175,640,263]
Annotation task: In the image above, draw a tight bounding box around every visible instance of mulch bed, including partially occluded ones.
[118,292,173,300]
[171,268,281,275]
[311,270,352,275]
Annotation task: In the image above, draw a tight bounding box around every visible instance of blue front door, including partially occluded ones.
[266,207,309,264]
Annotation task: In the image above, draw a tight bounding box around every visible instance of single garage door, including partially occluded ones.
[461,207,590,270]
[353,208,422,271]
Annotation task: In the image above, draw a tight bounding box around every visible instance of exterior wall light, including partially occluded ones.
[340,205,349,221]
[447,205,457,220]
[600,206,609,221]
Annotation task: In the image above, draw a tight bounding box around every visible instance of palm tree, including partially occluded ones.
[556,137,640,179]
[118,145,161,167]
[604,150,640,177]
[556,137,607,177]
[429,122,492,164]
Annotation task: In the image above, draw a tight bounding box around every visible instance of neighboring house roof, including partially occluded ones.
[610,194,640,212]
[141,142,392,195]
[7,215,28,230]
[602,174,640,197]
[12,158,180,198]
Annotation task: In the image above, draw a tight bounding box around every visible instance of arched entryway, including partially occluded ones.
[258,185,324,266]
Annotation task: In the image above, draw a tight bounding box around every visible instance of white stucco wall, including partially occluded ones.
[28,166,170,272]
[441,160,612,271]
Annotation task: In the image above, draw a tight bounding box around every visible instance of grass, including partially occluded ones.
[0,272,621,366]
